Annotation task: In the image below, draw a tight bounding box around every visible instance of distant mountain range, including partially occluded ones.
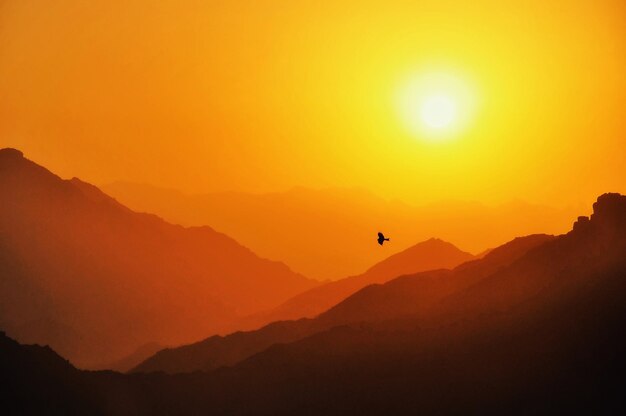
[132,238,477,373]
[2,193,625,414]
[0,148,484,370]
[0,148,318,368]
[131,234,547,374]
[103,181,579,280]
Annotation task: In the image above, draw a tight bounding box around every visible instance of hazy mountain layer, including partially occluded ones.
[104,181,578,279]
[2,194,625,414]
[133,235,549,374]
[0,148,318,368]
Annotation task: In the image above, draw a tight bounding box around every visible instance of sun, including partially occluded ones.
[420,95,457,130]
[396,71,476,141]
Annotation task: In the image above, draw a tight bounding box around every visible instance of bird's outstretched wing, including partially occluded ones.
[378,232,384,239]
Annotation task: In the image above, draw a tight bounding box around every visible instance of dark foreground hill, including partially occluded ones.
[2,193,625,415]
[0,148,317,369]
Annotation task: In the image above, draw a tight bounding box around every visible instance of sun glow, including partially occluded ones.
[397,72,477,141]
[420,95,457,129]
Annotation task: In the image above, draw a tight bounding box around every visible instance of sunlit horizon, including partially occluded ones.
[2,1,625,208]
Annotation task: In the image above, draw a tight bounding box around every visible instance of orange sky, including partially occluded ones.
[1,0,625,207]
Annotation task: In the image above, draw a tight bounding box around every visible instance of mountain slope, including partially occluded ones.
[0,148,318,368]
[133,235,547,374]
[132,319,322,374]
[0,331,93,414]
[245,238,475,325]
[2,194,625,415]
[317,233,555,326]
[200,193,626,414]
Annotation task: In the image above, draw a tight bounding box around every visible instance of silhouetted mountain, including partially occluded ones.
[100,342,164,372]
[215,195,625,414]
[103,181,578,279]
[2,194,625,414]
[133,235,547,374]
[0,148,318,368]
[317,234,555,326]
[247,238,475,325]
[132,319,321,374]
[0,331,92,414]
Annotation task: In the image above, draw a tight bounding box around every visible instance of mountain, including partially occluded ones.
[0,148,318,368]
[131,319,322,374]
[2,193,625,414]
[316,234,555,327]
[245,238,475,325]
[100,342,164,372]
[132,235,546,374]
[0,331,92,414]
[353,238,475,281]
[214,194,626,414]
[103,181,578,279]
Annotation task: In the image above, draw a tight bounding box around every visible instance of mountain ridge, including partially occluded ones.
[132,235,548,374]
[2,194,625,414]
[103,180,578,279]
[241,237,476,327]
[0,148,319,368]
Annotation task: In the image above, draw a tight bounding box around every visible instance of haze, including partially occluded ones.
[2,0,625,208]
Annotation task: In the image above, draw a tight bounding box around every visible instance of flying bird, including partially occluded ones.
[377,232,390,245]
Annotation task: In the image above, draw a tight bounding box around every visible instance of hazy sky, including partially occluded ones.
[1,0,625,206]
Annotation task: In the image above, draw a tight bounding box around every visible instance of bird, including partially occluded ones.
[377,232,390,245]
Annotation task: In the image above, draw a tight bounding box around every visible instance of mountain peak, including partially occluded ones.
[0,151,320,368]
[574,193,626,234]
[0,148,24,159]
[405,237,468,255]
[592,193,626,223]
[364,237,474,278]
[0,148,27,169]
[422,237,451,246]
